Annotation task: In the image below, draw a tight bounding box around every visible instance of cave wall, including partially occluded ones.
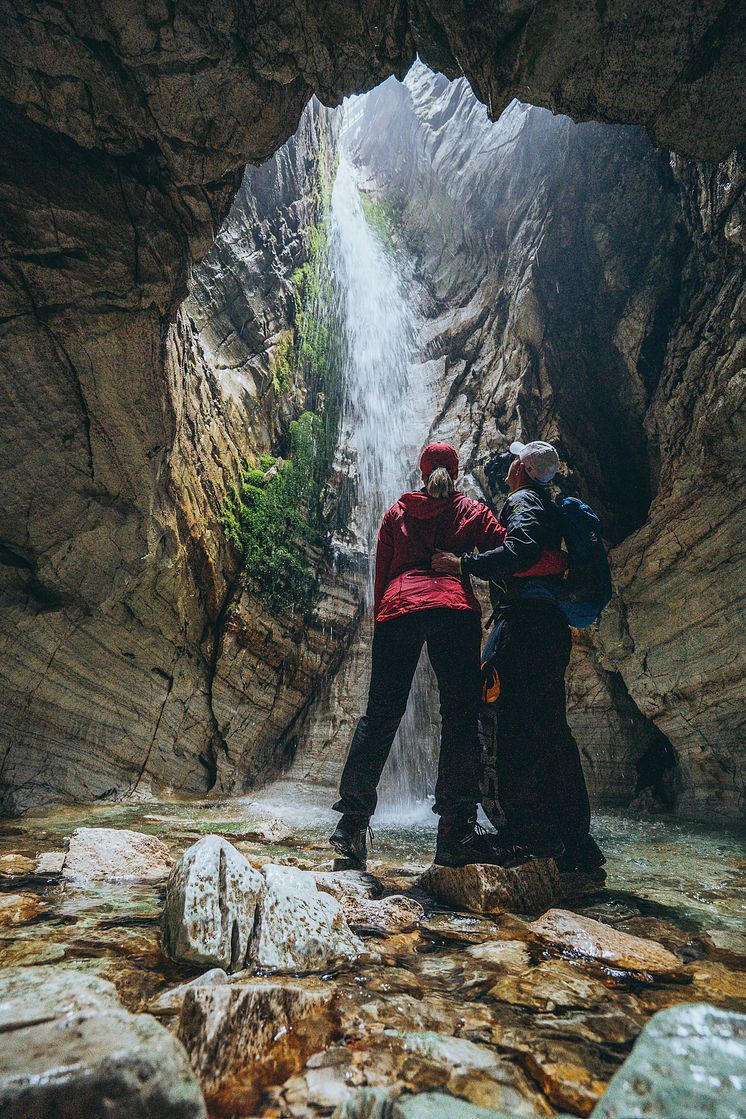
[333,64,744,817]
[0,98,341,810]
[0,2,743,812]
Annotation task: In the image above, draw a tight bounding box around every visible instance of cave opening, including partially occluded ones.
[0,6,744,1110]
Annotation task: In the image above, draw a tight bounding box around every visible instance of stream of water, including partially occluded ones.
[328,144,439,815]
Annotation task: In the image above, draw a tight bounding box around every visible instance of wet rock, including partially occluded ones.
[313,869,383,902]
[489,958,623,1014]
[178,979,335,1114]
[419,859,559,916]
[0,854,35,877]
[557,869,607,902]
[161,834,263,973]
[148,968,229,1014]
[512,1039,611,1116]
[253,862,363,972]
[63,827,173,883]
[342,895,424,936]
[35,851,66,875]
[615,916,711,961]
[0,893,44,926]
[391,1097,561,1119]
[0,965,206,1118]
[592,1003,746,1119]
[418,912,513,944]
[531,908,686,978]
[464,940,532,972]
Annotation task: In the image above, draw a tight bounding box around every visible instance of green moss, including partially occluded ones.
[271,329,295,395]
[361,193,400,254]
[222,413,322,611]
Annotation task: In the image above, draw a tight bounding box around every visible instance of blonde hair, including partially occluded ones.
[427,465,456,498]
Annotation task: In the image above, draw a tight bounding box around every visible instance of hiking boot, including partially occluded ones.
[556,834,606,873]
[434,817,527,868]
[329,814,370,869]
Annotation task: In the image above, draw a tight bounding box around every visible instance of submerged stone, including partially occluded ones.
[531,908,686,979]
[148,967,229,1014]
[63,827,174,883]
[419,859,560,915]
[161,834,263,973]
[592,1003,746,1119]
[178,979,335,1114]
[0,965,205,1118]
[0,893,44,925]
[253,862,364,972]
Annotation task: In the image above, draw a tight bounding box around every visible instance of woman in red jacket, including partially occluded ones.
[330,442,513,869]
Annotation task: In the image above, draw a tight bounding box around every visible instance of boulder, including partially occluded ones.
[253,863,364,972]
[531,909,685,979]
[419,859,560,916]
[178,980,336,1114]
[0,966,206,1118]
[161,835,263,972]
[35,851,66,875]
[335,1088,557,1118]
[62,827,173,883]
[340,894,424,935]
[592,1003,746,1119]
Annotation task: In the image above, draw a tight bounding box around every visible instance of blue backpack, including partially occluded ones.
[555,497,612,628]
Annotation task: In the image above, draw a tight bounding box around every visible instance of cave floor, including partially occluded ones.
[1,792,744,1117]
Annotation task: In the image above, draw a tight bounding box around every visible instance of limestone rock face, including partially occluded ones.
[419,859,560,916]
[63,827,174,883]
[161,835,264,973]
[592,1004,746,1119]
[0,966,206,1119]
[253,863,364,972]
[531,909,685,978]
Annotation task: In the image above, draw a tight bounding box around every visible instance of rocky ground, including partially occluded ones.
[0,797,744,1117]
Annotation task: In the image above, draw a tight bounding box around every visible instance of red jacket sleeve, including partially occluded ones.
[373,512,395,618]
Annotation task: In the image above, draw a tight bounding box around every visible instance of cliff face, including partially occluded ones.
[0,99,344,811]
[326,65,744,817]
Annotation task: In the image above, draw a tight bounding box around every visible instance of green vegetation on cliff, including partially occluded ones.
[221,124,345,613]
[221,412,321,610]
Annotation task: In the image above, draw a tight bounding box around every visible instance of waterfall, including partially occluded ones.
[329,148,439,820]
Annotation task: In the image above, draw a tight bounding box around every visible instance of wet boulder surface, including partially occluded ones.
[2,805,744,1118]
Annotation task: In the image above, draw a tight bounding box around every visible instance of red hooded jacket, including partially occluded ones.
[374,491,506,623]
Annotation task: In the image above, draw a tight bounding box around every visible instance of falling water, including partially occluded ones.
[329,148,439,818]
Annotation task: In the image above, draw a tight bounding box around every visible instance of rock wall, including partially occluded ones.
[0,99,347,810]
[322,65,745,818]
[0,4,743,813]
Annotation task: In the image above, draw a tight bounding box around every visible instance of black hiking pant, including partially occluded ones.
[486,600,591,849]
[333,607,482,820]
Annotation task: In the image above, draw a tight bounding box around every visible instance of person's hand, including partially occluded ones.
[432,550,460,574]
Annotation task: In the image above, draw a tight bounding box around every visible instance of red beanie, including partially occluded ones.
[420,442,459,482]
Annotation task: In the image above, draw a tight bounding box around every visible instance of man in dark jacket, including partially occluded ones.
[433,440,604,873]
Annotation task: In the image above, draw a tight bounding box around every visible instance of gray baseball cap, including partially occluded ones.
[509,440,560,483]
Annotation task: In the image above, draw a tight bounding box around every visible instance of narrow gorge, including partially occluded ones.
[0,5,744,1119]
